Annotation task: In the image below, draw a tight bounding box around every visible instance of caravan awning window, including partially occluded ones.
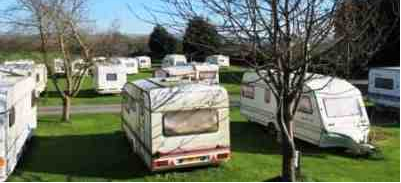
[163,109,219,137]
[323,97,361,118]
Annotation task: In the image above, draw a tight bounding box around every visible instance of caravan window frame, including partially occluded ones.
[162,109,220,137]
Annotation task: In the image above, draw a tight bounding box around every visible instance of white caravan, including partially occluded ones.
[0,63,47,97]
[135,56,152,69]
[192,63,220,84]
[155,64,219,84]
[4,60,35,66]
[121,78,230,171]
[240,72,372,153]
[113,57,139,74]
[206,55,230,67]
[53,58,65,74]
[92,62,127,94]
[0,74,37,181]
[368,67,400,110]
[161,54,187,68]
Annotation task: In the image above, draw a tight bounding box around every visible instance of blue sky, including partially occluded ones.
[0,0,158,34]
[90,0,156,34]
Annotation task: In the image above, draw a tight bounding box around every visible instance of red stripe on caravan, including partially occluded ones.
[158,146,230,158]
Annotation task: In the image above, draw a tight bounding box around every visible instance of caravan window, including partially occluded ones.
[375,77,394,90]
[199,71,217,80]
[265,89,271,103]
[323,97,361,118]
[163,109,219,136]
[36,73,40,82]
[241,84,255,99]
[106,73,118,81]
[298,96,313,114]
[31,90,37,107]
[9,107,15,128]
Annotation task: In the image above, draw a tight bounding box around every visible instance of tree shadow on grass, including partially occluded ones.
[15,131,150,181]
[230,121,281,155]
[230,121,381,160]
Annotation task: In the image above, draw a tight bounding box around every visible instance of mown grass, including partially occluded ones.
[39,71,153,106]
[0,51,61,63]
[39,66,245,106]
[9,108,400,182]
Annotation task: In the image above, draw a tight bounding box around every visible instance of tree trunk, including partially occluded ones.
[279,97,297,182]
[62,96,71,122]
[281,136,296,182]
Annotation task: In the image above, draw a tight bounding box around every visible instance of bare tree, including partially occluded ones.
[1,0,97,122]
[137,0,397,181]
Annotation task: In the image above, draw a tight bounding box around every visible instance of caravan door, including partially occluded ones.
[293,94,322,145]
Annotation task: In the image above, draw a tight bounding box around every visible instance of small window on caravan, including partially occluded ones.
[36,73,40,82]
[199,71,216,80]
[265,89,271,103]
[163,109,219,136]
[241,84,255,99]
[9,107,15,128]
[31,90,37,107]
[375,77,394,90]
[298,96,313,114]
[106,73,118,81]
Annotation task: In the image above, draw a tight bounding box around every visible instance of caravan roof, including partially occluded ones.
[244,71,360,96]
[126,78,228,112]
[160,66,195,76]
[370,67,399,71]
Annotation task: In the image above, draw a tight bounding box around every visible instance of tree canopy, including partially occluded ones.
[148,25,179,58]
[183,17,221,61]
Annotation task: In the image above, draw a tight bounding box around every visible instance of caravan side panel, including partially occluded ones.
[121,84,153,169]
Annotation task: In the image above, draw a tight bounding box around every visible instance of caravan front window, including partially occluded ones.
[323,97,361,118]
[163,109,219,136]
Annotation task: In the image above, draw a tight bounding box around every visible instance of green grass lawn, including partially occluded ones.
[39,66,245,106]
[39,71,153,106]
[9,108,400,181]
